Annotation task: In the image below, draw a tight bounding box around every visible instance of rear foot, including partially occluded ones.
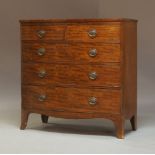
[130,115,137,131]
[41,115,49,123]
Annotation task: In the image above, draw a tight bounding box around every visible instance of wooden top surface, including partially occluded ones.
[20,18,138,23]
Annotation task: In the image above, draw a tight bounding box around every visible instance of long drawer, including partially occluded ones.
[22,63,121,87]
[22,43,121,63]
[22,85,122,114]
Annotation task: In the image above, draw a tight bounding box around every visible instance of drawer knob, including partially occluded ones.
[88,29,97,38]
[37,30,46,38]
[37,48,46,56]
[89,97,97,105]
[38,95,46,102]
[38,70,46,78]
[89,49,97,57]
[89,72,97,80]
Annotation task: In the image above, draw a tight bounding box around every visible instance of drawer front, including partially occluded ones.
[22,85,122,114]
[22,63,121,87]
[65,25,120,43]
[21,25,65,41]
[22,43,121,63]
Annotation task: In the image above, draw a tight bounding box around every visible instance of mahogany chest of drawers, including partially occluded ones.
[20,19,137,139]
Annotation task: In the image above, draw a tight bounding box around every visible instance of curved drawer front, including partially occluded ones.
[65,24,120,43]
[22,85,122,114]
[22,43,121,63]
[21,25,65,41]
[22,63,121,87]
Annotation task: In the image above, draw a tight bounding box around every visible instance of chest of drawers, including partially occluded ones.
[20,19,137,139]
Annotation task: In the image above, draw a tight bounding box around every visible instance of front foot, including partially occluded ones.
[20,110,30,130]
[113,117,125,139]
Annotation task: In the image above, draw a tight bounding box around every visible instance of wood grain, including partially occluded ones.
[21,25,65,41]
[22,42,121,63]
[20,18,138,24]
[22,63,121,87]
[65,25,121,43]
[22,85,122,114]
[121,22,137,129]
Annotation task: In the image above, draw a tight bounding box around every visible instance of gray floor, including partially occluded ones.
[0,77,155,153]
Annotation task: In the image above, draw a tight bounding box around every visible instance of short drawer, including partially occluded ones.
[65,24,120,43]
[22,63,121,87]
[21,25,65,41]
[22,43,121,63]
[22,85,122,114]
